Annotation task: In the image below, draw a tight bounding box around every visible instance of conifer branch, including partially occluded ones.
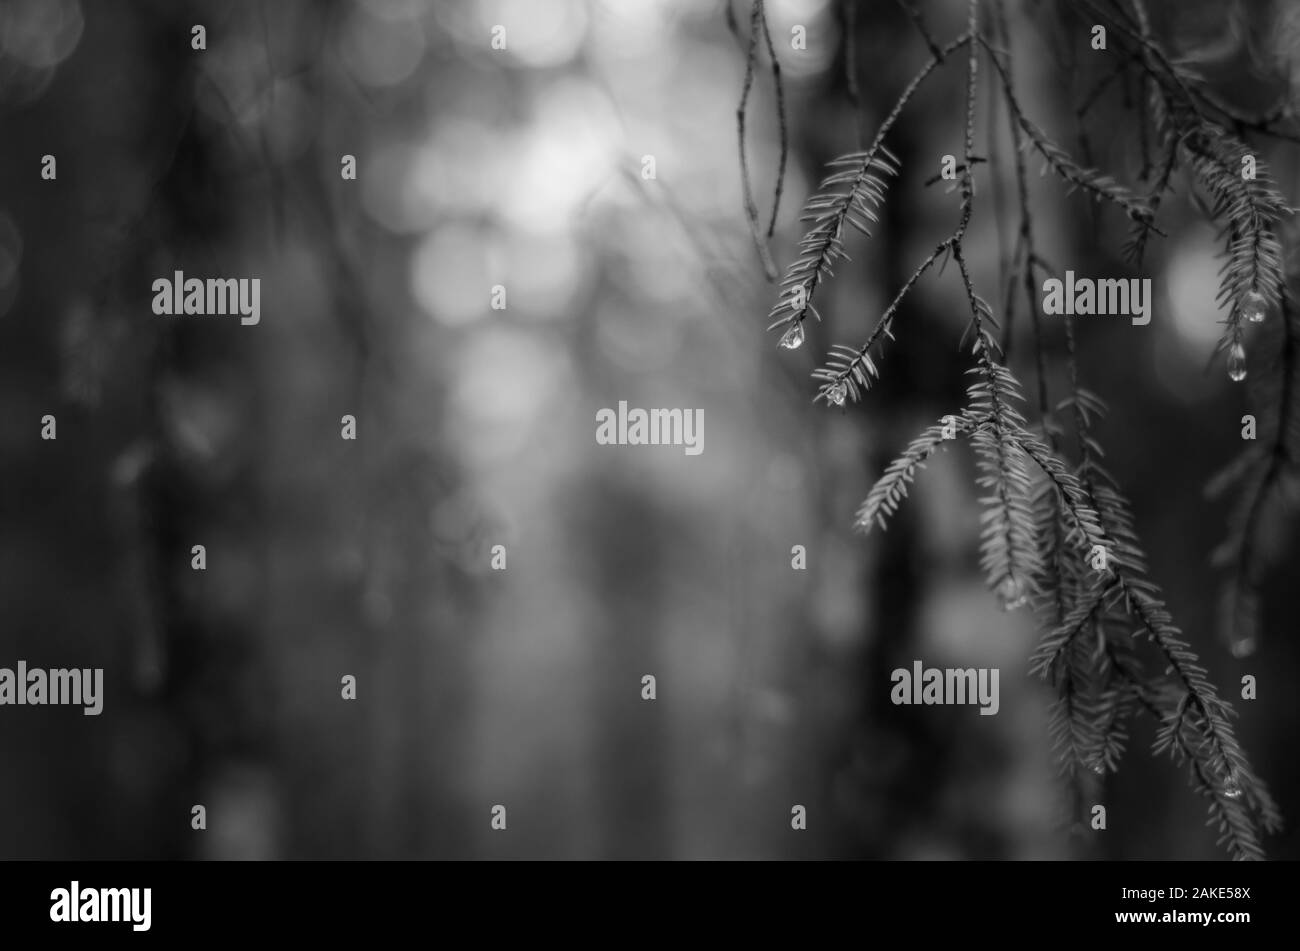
[1031,473,1071,625]
[979,36,1159,231]
[766,31,973,340]
[1029,577,1113,681]
[1010,429,1112,559]
[1063,375,1281,859]
[1081,0,1300,145]
[744,0,1287,858]
[1122,123,1177,264]
[1210,291,1300,655]
[1180,124,1290,342]
[810,239,949,403]
[894,0,943,62]
[855,412,985,533]
[990,0,1050,425]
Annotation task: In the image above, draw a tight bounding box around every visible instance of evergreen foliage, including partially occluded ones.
[742,0,1297,857]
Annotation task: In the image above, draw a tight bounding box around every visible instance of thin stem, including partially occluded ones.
[737,0,779,280]
[776,30,973,331]
[756,0,788,238]
[894,0,944,60]
[956,0,980,241]
[991,0,1051,429]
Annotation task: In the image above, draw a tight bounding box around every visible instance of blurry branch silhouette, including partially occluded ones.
[1081,0,1300,146]
[736,0,787,280]
[1207,289,1300,659]
[988,0,1049,427]
[840,0,863,148]
[742,0,1295,857]
[1118,0,1300,666]
[893,0,944,61]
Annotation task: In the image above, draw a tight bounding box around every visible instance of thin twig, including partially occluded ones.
[771,30,972,335]
[737,1,779,280]
[894,0,944,60]
[756,0,788,238]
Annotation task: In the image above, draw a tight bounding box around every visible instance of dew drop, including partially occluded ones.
[1089,758,1106,775]
[1227,342,1247,382]
[1241,290,1268,324]
[1223,780,1243,800]
[827,380,847,407]
[779,321,804,350]
[997,577,1027,611]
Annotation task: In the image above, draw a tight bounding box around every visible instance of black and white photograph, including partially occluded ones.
[0,0,1297,936]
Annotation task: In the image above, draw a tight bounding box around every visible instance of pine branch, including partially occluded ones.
[1055,354,1280,859]
[1181,123,1290,348]
[961,299,1044,601]
[1046,636,1103,779]
[766,31,973,341]
[989,0,1051,423]
[894,0,943,61]
[1010,428,1112,559]
[1029,576,1112,681]
[1210,291,1300,656]
[1075,0,1300,144]
[855,412,984,533]
[1046,619,1136,779]
[809,12,978,396]
[749,0,1288,858]
[953,8,1045,608]
[810,239,950,404]
[1122,112,1178,264]
[1022,115,1156,221]
[1030,466,1071,624]
[1155,693,1282,860]
[1114,4,1295,352]
[979,35,1158,233]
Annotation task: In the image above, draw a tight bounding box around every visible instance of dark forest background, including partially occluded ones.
[0,0,1296,860]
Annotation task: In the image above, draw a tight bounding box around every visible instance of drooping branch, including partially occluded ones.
[744,0,1289,858]
[765,31,973,344]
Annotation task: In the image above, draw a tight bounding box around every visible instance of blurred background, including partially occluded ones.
[0,0,1296,860]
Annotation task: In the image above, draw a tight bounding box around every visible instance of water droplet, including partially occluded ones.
[827,381,847,407]
[997,577,1027,611]
[1227,342,1247,382]
[1088,757,1106,775]
[1241,290,1268,324]
[779,321,804,350]
[1223,780,1243,800]
[1229,633,1257,659]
